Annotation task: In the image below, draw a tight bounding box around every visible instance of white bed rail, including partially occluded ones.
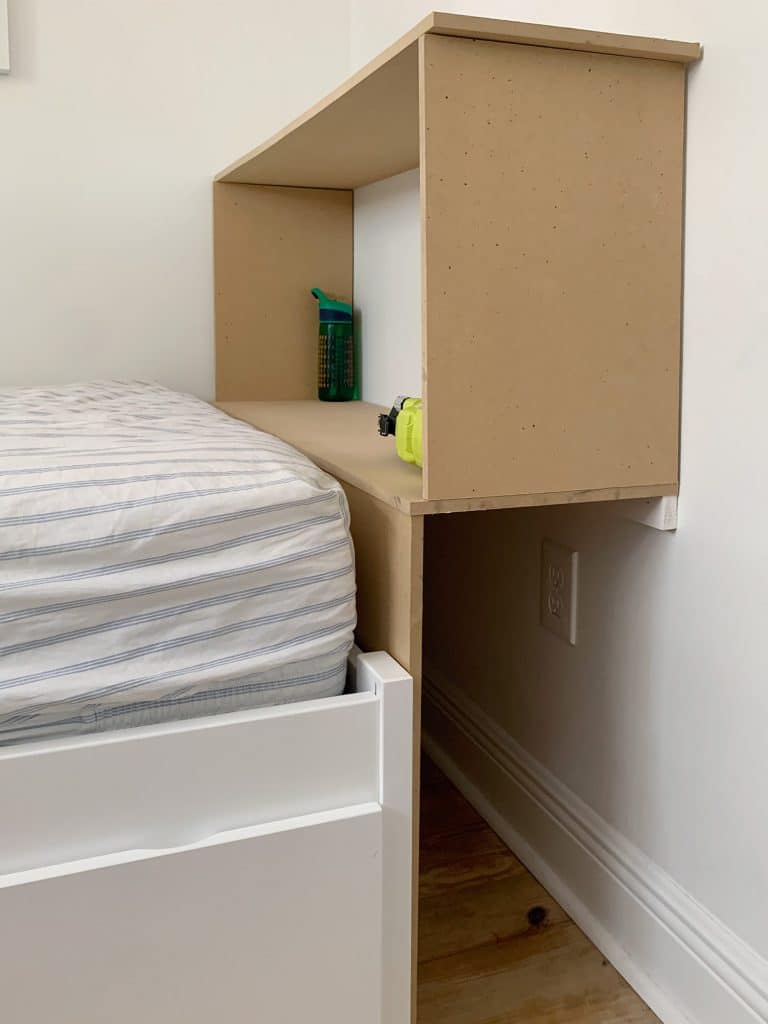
[0,650,413,1024]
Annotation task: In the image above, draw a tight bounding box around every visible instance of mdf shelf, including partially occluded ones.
[216,400,677,517]
[218,400,422,511]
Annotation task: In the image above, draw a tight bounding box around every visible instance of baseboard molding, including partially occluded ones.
[422,669,768,1024]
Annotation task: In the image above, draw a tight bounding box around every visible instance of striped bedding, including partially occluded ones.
[0,381,356,745]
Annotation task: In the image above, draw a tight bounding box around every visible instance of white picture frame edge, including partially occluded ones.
[0,0,9,75]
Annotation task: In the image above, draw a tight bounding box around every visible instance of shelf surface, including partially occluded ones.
[216,12,701,190]
[216,400,677,517]
[217,400,423,511]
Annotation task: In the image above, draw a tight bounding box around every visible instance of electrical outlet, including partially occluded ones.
[540,539,578,645]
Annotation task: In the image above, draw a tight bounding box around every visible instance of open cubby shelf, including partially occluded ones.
[213,11,700,508]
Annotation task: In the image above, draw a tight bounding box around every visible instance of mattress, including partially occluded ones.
[0,381,356,745]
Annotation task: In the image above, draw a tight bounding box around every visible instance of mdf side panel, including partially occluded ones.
[343,484,423,682]
[214,183,353,401]
[340,486,423,1023]
[420,35,685,500]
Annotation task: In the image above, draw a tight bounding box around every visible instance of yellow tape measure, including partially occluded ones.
[377,396,423,468]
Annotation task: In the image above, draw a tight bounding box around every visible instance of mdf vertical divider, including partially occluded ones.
[213,182,353,402]
[418,34,431,510]
[409,510,424,1024]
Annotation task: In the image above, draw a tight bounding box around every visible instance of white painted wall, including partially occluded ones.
[351,0,768,1017]
[354,169,421,406]
[0,0,349,396]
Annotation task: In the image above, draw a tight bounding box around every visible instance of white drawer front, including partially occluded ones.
[0,691,379,875]
[1,804,383,1024]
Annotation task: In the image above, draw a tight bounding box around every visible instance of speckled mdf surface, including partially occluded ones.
[420,34,685,501]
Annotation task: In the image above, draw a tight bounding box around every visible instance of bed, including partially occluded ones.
[0,381,413,1024]
[0,380,356,744]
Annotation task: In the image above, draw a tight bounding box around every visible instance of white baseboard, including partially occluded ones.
[422,669,768,1024]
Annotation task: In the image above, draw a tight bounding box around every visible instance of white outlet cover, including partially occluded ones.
[540,539,578,645]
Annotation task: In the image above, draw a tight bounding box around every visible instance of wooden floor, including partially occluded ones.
[417,757,659,1024]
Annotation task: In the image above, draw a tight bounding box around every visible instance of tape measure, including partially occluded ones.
[377,396,423,468]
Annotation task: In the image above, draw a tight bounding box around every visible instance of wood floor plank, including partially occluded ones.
[419,869,568,964]
[421,754,448,788]
[419,921,659,1023]
[418,759,659,1024]
[420,822,509,875]
[420,777,488,841]
[420,843,522,899]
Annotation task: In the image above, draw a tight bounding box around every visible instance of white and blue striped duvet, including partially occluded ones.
[0,381,356,745]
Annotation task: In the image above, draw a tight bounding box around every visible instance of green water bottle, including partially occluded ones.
[312,288,358,402]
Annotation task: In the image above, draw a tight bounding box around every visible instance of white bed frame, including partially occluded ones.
[0,649,412,1024]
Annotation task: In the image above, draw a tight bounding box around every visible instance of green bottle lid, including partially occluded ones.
[311,287,353,322]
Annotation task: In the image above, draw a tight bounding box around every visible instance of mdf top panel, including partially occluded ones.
[217,41,420,190]
[216,13,700,189]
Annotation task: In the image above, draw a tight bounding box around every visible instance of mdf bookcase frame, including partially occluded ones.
[214,11,699,506]
[214,14,700,1015]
